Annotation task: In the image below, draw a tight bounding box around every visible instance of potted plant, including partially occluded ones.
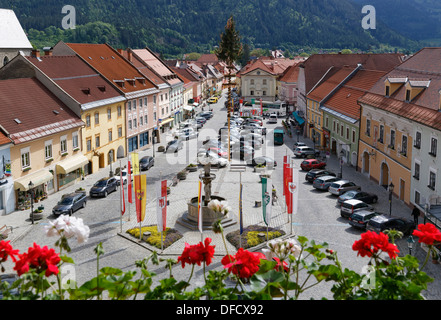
[177,170,187,180]
[158,146,165,152]
[30,208,44,220]
[186,163,198,172]
[254,163,266,173]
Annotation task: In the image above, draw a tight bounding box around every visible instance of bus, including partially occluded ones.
[239,100,286,118]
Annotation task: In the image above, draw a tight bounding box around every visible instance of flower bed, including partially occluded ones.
[226,225,285,250]
[126,225,183,249]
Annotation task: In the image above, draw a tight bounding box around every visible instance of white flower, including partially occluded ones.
[45,215,90,244]
[267,238,301,261]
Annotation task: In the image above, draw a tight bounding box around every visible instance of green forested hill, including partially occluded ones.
[0,0,419,57]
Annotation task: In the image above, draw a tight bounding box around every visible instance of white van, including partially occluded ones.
[268,113,278,123]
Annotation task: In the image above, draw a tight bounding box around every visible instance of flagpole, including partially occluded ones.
[160,171,163,252]
[291,158,294,235]
[239,172,242,249]
[120,160,122,234]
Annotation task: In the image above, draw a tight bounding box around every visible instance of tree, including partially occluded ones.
[215,16,243,161]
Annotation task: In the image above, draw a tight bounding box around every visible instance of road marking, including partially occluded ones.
[292,222,349,227]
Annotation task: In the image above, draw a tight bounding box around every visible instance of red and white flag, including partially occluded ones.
[156,180,167,232]
[127,160,133,204]
[198,181,203,233]
[120,168,125,215]
[284,162,293,214]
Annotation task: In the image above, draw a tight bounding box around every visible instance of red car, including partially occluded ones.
[300,159,326,171]
[207,147,229,158]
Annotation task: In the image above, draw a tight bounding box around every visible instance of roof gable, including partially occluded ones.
[0,9,32,49]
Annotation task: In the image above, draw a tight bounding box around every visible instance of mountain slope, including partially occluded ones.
[0,0,419,55]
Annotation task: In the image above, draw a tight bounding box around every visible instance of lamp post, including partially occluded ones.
[388,182,394,216]
[407,235,415,255]
[339,150,344,179]
[28,181,34,225]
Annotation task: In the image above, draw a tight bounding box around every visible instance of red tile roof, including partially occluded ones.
[279,63,300,83]
[307,66,356,102]
[0,77,84,144]
[301,53,404,93]
[121,50,167,88]
[0,131,11,146]
[65,43,157,93]
[26,55,123,105]
[323,69,387,120]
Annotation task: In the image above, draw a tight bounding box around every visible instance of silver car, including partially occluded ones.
[328,180,361,196]
[340,199,373,219]
[294,146,320,158]
[312,175,340,191]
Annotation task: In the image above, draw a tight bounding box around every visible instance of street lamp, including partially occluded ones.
[407,235,415,255]
[388,182,394,216]
[28,181,34,225]
[339,149,344,179]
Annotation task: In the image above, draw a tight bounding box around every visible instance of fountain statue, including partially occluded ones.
[177,161,236,230]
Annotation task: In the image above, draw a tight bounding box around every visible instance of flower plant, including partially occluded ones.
[0,216,438,300]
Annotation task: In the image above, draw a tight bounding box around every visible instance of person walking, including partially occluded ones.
[411,206,420,226]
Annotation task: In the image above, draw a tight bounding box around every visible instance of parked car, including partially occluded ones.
[328,180,361,196]
[207,147,229,158]
[340,199,373,219]
[117,167,132,185]
[195,116,207,124]
[166,139,183,153]
[348,210,381,230]
[240,135,262,149]
[197,151,228,167]
[366,215,415,235]
[305,169,336,183]
[207,97,218,104]
[177,128,198,140]
[246,156,277,168]
[300,159,326,171]
[268,113,278,123]
[294,146,320,158]
[139,156,154,171]
[198,111,213,119]
[294,142,307,148]
[52,192,87,216]
[232,145,254,160]
[337,190,378,206]
[89,177,118,198]
[312,175,340,191]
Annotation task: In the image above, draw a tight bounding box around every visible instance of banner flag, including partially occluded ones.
[198,181,203,233]
[239,183,243,234]
[285,163,293,214]
[283,155,288,196]
[127,160,133,204]
[156,180,167,232]
[262,177,271,225]
[134,174,146,223]
[120,168,125,215]
[131,152,140,175]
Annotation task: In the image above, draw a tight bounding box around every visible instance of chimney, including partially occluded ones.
[117,49,123,55]
[31,49,40,58]
[127,50,132,62]
[43,47,53,56]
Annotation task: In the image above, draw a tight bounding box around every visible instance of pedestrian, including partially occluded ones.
[411,206,420,225]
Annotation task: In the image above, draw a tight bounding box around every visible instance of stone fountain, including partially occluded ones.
[177,162,236,230]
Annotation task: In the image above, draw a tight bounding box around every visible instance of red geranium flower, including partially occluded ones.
[273,257,289,272]
[352,231,399,260]
[221,248,266,279]
[14,243,61,277]
[0,240,19,263]
[413,223,441,246]
[178,238,215,268]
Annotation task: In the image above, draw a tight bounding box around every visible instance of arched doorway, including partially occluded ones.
[117,145,125,159]
[108,149,115,166]
[381,162,390,189]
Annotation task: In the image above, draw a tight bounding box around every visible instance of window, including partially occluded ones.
[144,97,147,106]
[139,98,143,107]
[352,129,356,144]
[250,90,254,96]
[128,101,132,111]
[346,127,349,140]
[118,126,122,138]
[430,137,437,156]
[72,132,79,150]
[133,118,137,128]
[413,162,420,180]
[153,95,156,104]
[154,112,157,121]
[401,135,408,156]
[414,131,421,149]
[262,91,266,96]
[341,125,344,137]
[107,108,112,120]
[262,79,267,85]
[415,190,421,205]
[108,130,112,142]
[429,170,436,190]
[250,79,254,85]
[139,116,143,126]
[389,130,395,149]
[45,140,53,160]
[86,138,92,152]
[95,135,100,148]
[21,147,30,169]
[385,85,390,96]
[3,56,9,66]
[117,105,122,118]
[128,120,132,130]
[379,125,384,143]
[133,100,136,110]
[144,115,148,125]
[405,90,411,102]
[94,112,99,125]
[366,119,371,137]
[325,117,329,128]
[60,135,68,154]
[86,114,91,128]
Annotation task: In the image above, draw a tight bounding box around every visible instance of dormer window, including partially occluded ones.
[81,87,91,95]
[385,85,390,97]
[114,80,125,88]
[405,90,411,102]
[97,85,106,92]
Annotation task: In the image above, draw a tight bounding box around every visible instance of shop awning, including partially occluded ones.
[183,105,194,112]
[292,111,305,126]
[56,154,89,175]
[14,170,53,191]
[160,118,174,126]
